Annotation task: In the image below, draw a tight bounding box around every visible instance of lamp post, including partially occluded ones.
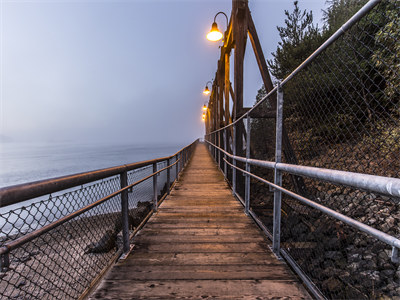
[206,12,229,42]
[203,81,213,95]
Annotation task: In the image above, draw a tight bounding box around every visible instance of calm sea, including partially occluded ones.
[0,141,186,237]
[0,141,185,188]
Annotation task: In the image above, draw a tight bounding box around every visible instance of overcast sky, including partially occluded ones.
[0,0,326,145]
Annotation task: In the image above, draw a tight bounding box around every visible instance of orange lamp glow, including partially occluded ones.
[203,86,210,95]
[202,105,207,111]
[206,22,223,42]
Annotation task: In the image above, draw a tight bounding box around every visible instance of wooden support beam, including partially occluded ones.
[247,10,274,92]
[233,0,248,121]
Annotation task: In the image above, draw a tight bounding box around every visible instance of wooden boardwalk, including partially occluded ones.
[89,143,310,299]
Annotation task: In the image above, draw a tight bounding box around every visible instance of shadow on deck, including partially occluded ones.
[89,143,310,299]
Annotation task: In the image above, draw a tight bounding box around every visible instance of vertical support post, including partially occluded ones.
[218,131,221,169]
[120,171,130,253]
[153,163,158,211]
[245,116,251,214]
[167,158,171,195]
[232,124,237,196]
[214,133,217,160]
[0,252,10,272]
[223,128,227,177]
[176,153,179,180]
[273,83,283,255]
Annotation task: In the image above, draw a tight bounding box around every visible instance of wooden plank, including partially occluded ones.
[91,279,308,299]
[145,222,254,229]
[133,235,266,244]
[106,265,293,281]
[121,252,279,266]
[89,143,310,299]
[133,242,270,253]
[137,228,260,236]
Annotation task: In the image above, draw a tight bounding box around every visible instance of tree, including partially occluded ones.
[267,1,321,80]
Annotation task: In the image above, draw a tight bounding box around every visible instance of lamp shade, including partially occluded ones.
[206,22,223,41]
[203,86,211,95]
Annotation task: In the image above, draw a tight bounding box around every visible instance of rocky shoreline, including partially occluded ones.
[0,201,152,300]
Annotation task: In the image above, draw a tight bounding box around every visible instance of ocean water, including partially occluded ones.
[0,141,185,237]
[0,141,184,188]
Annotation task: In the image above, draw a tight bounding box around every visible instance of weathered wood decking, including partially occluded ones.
[89,143,310,299]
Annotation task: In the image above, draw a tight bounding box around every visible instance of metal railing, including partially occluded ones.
[205,0,399,299]
[0,140,197,299]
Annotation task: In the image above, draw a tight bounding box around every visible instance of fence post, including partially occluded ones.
[218,131,221,168]
[167,158,171,195]
[232,124,236,196]
[176,153,179,180]
[120,171,130,253]
[223,128,227,177]
[273,83,283,255]
[245,117,251,214]
[153,163,158,211]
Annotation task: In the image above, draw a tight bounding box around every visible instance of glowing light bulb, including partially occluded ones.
[206,22,223,42]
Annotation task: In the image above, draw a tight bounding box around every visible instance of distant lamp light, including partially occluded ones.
[202,105,207,111]
[203,80,213,95]
[202,114,206,121]
[206,22,223,41]
[206,12,228,42]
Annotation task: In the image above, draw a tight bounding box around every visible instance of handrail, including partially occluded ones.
[205,140,400,199]
[206,139,400,262]
[223,157,400,252]
[0,140,197,208]
[204,0,381,135]
[0,158,182,256]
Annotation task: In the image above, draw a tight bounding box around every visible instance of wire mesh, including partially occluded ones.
[208,1,399,299]
[0,149,191,299]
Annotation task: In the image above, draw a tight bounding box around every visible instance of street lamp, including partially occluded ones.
[206,12,228,42]
[202,104,207,111]
[203,81,213,95]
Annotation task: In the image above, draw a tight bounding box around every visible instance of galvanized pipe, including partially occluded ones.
[0,154,183,257]
[0,140,198,208]
[120,171,130,253]
[223,158,400,260]
[205,140,400,200]
[176,153,179,180]
[232,124,237,195]
[223,128,227,177]
[153,163,158,211]
[273,83,283,254]
[245,117,251,214]
[167,158,171,195]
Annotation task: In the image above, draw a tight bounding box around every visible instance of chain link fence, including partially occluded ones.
[207,1,399,299]
[0,142,196,299]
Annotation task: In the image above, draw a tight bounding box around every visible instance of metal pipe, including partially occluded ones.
[273,83,283,254]
[232,124,237,195]
[0,140,198,208]
[245,116,251,214]
[120,171,130,253]
[153,163,158,211]
[229,167,327,300]
[0,157,182,256]
[176,153,179,180]
[223,128,227,177]
[167,158,171,195]
[206,140,400,200]
[223,158,400,254]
